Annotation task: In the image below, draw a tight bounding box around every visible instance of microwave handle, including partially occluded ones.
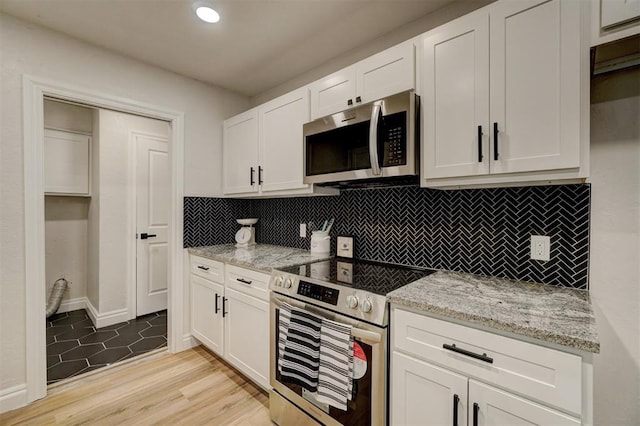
[369,103,382,176]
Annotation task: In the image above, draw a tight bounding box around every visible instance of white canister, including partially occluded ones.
[310,230,330,255]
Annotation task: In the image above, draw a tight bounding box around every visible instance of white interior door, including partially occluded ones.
[136,133,170,316]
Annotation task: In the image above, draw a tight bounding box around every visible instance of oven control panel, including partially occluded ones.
[270,271,388,326]
[297,280,339,306]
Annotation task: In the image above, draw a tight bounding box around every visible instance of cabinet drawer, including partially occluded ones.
[191,255,225,283]
[226,264,270,301]
[392,308,582,416]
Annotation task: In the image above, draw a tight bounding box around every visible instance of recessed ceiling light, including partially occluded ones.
[193,1,220,23]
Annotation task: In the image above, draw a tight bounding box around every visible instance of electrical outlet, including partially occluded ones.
[530,235,550,261]
[299,223,307,238]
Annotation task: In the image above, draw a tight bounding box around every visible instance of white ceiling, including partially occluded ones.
[0,0,458,97]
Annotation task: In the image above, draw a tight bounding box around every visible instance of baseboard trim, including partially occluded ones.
[182,333,199,350]
[55,297,88,314]
[0,384,28,413]
[85,300,129,329]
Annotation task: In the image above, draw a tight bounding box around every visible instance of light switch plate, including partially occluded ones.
[337,236,354,258]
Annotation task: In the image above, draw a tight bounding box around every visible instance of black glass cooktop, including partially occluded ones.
[277,259,434,296]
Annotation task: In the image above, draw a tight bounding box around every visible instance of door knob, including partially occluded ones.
[140,233,157,239]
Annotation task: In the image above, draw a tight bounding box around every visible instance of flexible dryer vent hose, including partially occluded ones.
[46,278,69,319]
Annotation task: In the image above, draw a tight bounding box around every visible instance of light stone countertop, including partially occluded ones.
[387,270,600,353]
[188,244,332,274]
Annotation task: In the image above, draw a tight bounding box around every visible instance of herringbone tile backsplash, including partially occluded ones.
[184,184,590,289]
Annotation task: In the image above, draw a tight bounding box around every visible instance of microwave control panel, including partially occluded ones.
[382,112,407,167]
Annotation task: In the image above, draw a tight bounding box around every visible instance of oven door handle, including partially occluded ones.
[368,102,382,176]
[351,328,382,344]
[271,295,383,344]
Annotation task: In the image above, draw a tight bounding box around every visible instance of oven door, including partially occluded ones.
[270,292,387,426]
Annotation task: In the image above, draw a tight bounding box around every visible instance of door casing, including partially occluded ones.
[23,74,185,404]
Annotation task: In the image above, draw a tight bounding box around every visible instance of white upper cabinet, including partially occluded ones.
[44,129,91,196]
[356,41,415,108]
[423,11,490,179]
[259,87,310,193]
[421,0,589,188]
[489,0,582,175]
[223,89,338,197]
[309,67,357,120]
[223,108,259,195]
[310,41,415,119]
[593,0,640,45]
[601,0,640,27]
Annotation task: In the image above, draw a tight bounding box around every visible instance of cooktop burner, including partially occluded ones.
[277,259,434,296]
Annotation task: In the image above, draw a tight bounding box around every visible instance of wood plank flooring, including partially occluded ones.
[1,346,272,425]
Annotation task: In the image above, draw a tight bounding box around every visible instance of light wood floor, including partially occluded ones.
[1,346,272,425]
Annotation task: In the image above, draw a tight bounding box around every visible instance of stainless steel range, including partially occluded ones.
[269,258,434,426]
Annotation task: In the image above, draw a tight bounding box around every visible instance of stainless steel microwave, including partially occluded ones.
[303,90,419,185]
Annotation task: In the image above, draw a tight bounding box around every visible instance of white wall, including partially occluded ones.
[251,0,494,105]
[44,99,93,133]
[590,67,640,425]
[0,12,249,398]
[44,197,89,307]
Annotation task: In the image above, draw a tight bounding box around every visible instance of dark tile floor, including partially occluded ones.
[46,309,167,384]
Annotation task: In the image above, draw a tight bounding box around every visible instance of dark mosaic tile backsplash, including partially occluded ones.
[184,184,590,289]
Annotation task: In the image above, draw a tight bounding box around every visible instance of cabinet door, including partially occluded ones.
[44,129,91,195]
[356,41,415,105]
[469,380,580,426]
[259,87,310,193]
[601,0,640,28]
[224,287,270,389]
[309,66,356,119]
[391,351,468,426]
[489,0,581,174]
[422,11,490,179]
[223,108,259,194]
[191,275,224,356]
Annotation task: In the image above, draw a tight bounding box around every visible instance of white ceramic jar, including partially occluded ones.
[310,230,330,255]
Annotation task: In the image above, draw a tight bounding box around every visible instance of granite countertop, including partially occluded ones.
[188,244,332,274]
[388,270,599,353]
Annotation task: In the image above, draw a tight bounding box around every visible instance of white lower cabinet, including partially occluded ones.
[391,307,589,425]
[392,351,468,425]
[470,380,580,426]
[191,274,224,356]
[190,255,271,390]
[392,352,580,426]
[224,287,269,389]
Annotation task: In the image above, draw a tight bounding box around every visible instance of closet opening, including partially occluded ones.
[23,75,185,403]
[43,98,171,384]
